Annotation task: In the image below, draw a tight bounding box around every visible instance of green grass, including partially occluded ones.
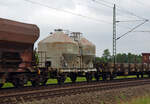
[121,95,150,104]
[116,75,149,79]
[116,75,137,79]
[2,81,32,88]
[25,81,32,86]
[46,78,58,84]
[77,77,87,82]
[2,82,14,88]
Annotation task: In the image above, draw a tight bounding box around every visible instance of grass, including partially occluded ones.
[116,75,148,79]
[2,82,14,88]
[121,95,150,104]
[116,75,137,79]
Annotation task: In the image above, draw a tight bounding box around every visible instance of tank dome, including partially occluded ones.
[79,37,96,56]
[38,29,79,68]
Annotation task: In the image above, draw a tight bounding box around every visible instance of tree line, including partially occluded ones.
[95,49,142,63]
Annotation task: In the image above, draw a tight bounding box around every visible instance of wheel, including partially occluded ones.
[30,73,40,87]
[57,75,66,85]
[41,71,49,85]
[141,74,144,78]
[41,78,48,85]
[11,74,28,88]
[110,74,114,80]
[86,73,92,82]
[70,73,77,83]
[12,79,24,88]
[57,77,62,85]
[102,73,107,81]
[94,73,99,81]
[31,80,40,87]
[0,84,3,88]
[137,74,140,78]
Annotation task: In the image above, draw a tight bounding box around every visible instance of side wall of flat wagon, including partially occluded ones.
[142,53,150,64]
[99,63,150,74]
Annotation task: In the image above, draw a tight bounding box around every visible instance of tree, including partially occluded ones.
[95,49,142,63]
[116,53,142,63]
[102,49,111,62]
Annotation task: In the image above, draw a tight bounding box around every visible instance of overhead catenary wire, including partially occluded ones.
[86,0,147,30]
[135,0,150,7]
[91,0,146,20]
[24,0,149,31]
[24,0,112,24]
[24,0,131,30]
[116,6,146,20]
[91,0,148,31]
[116,20,146,23]
[82,0,140,30]
[116,20,149,40]
[78,2,107,14]
[92,0,113,8]
[133,31,150,32]
[115,0,147,20]
[91,0,139,20]
[97,0,114,5]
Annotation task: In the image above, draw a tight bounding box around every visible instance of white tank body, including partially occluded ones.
[79,37,96,68]
[70,32,96,68]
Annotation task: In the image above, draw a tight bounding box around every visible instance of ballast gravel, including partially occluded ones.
[22,84,150,104]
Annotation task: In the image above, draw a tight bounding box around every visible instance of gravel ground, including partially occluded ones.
[21,84,150,104]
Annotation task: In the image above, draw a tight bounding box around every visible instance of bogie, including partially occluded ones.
[57,73,67,85]
[86,73,93,82]
[70,73,77,83]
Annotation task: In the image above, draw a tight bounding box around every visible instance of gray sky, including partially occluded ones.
[0,0,150,56]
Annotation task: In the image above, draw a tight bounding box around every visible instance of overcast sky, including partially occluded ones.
[0,0,150,56]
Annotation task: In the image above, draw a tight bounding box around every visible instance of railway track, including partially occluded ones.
[1,78,150,104]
